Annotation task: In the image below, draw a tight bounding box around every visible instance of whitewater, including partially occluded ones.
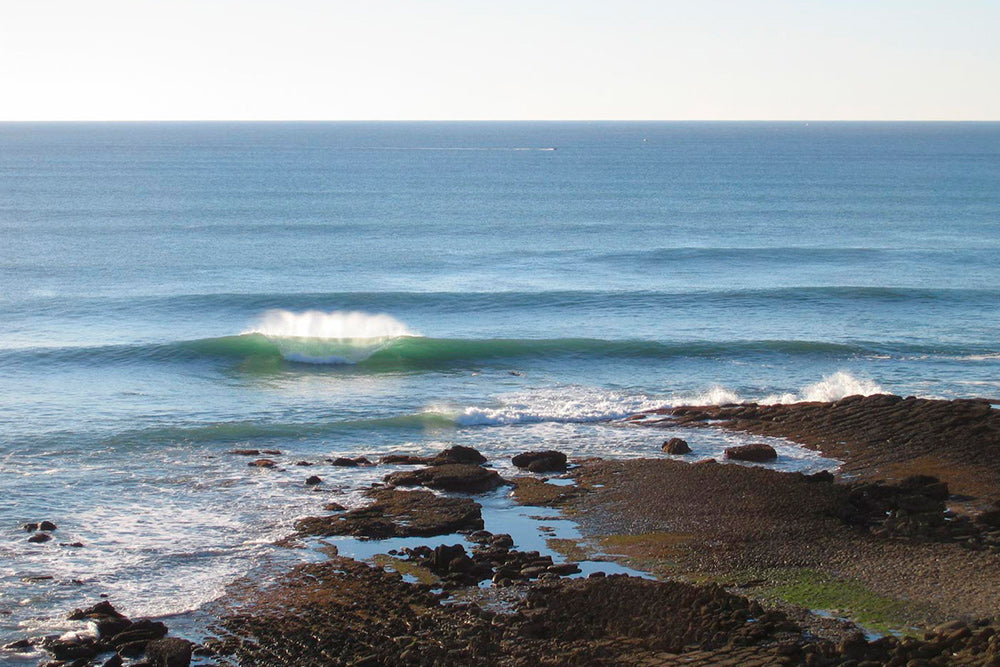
[1,121,998,652]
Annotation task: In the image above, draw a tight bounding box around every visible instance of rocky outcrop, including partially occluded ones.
[294,488,484,538]
[384,464,505,494]
[662,438,691,454]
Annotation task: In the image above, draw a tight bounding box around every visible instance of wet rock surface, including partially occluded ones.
[205,554,1000,666]
[511,450,568,472]
[294,488,484,538]
[662,437,692,454]
[392,531,582,588]
[380,445,488,467]
[645,395,1000,500]
[384,463,506,494]
[570,456,1000,628]
[14,601,192,667]
[724,443,778,462]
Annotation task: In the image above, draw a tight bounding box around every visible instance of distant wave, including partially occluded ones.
[12,286,1000,318]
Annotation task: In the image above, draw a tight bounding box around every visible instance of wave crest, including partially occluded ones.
[247,310,417,364]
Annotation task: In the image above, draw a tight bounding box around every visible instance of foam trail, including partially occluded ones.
[675,371,885,406]
[247,310,417,364]
[445,387,665,426]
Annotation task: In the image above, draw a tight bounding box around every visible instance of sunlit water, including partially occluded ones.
[1,122,998,648]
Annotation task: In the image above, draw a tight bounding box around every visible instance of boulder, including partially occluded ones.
[331,457,359,467]
[145,637,193,667]
[247,459,276,468]
[28,533,51,543]
[431,446,487,466]
[662,438,691,455]
[305,475,322,485]
[385,464,505,494]
[724,444,777,462]
[511,450,568,472]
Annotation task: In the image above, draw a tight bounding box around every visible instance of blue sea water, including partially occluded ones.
[1,122,998,646]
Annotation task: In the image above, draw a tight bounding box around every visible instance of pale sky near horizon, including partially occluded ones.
[2,0,998,121]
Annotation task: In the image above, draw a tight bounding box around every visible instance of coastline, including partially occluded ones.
[9,395,1000,666]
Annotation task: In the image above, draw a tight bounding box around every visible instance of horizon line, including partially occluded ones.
[2,118,999,124]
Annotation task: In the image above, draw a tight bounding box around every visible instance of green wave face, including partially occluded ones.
[177,334,869,369]
[7,333,934,370]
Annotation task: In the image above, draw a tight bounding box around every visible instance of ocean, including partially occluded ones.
[1,121,998,649]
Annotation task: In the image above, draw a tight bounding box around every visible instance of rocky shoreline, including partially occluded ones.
[7,396,1000,666]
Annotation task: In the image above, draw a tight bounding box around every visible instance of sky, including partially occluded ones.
[1,0,998,121]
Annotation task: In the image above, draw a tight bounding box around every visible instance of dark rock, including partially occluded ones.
[102,655,124,667]
[228,449,260,456]
[385,464,505,494]
[380,454,432,465]
[22,522,39,532]
[3,638,33,651]
[353,456,373,466]
[331,457,359,467]
[547,563,581,576]
[68,601,125,621]
[260,449,282,455]
[662,438,692,455]
[145,637,193,667]
[68,601,132,637]
[804,470,835,483]
[305,475,322,485]
[247,459,276,468]
[117,639,148,657]
[323,502,347,512]
[431,446,487,466]
[43,635,100,661]
[109,620,168,647]
[724,443,778,462]
[978,509,1000,527]
[511,450,568,472]
[61,542,86,548]
[39,521,57,531]
[295,488,483,538]
[28,532,52,543]
[295,460,313,466]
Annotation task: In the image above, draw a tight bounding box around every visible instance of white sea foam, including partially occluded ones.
[250,309,416,339]
[670,372,884,406]
[446,387,665,426]
[762,371,884,404]
[448,373,885,427]
[248,310,417,364]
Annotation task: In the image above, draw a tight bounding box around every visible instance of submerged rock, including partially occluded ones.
[724,443,778,462]
[27,532,51,543]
